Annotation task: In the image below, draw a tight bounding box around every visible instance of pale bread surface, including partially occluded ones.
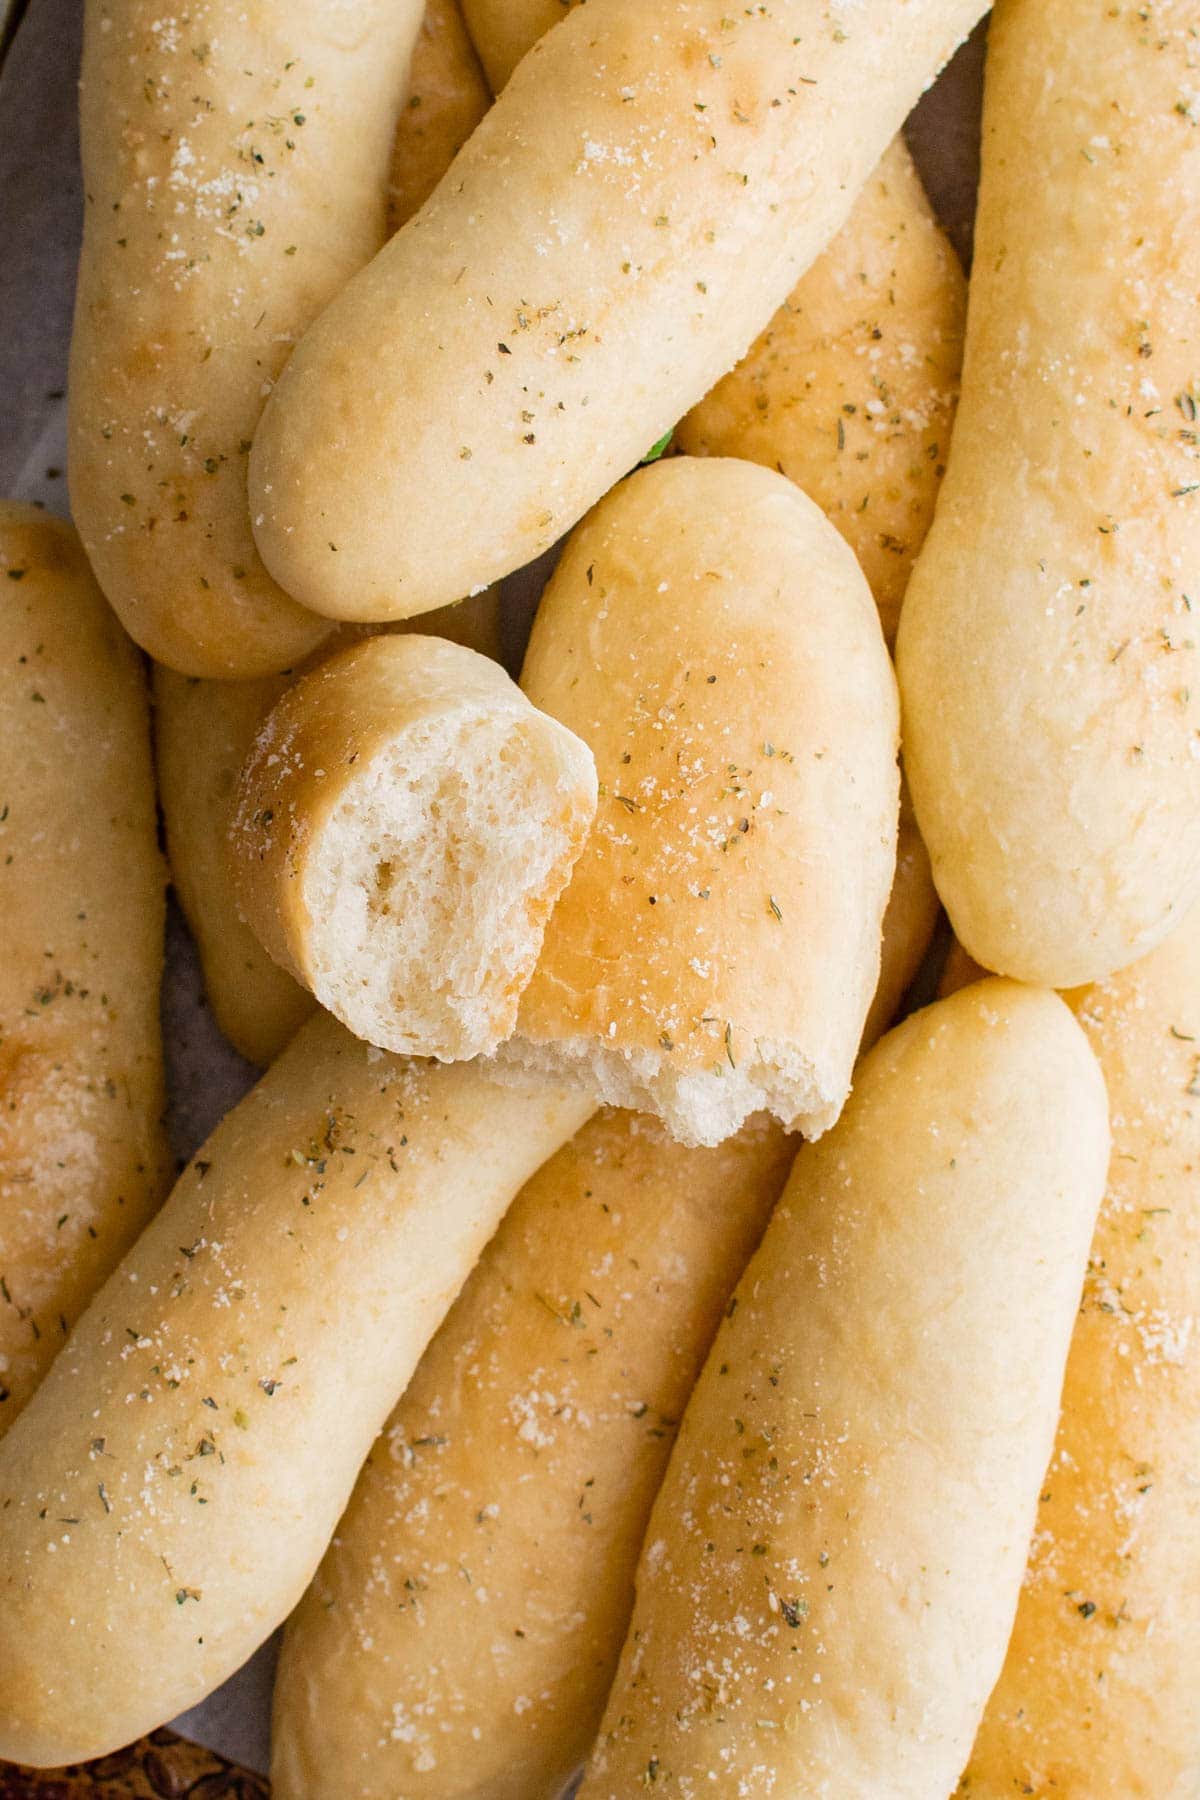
[248,0,989,621]
[155,591,502,1068]
[0,1017,593,1766]
[679,135,964,650]
[956,909,1200,1796]
[69,0,424,676]
[0,504,168,1431]
[271,1109,793,1800]
[579,981,1110,1798]
[896,0,1200,985]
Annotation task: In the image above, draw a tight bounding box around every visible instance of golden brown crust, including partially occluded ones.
[459,0,570,90]
[155,665,312,1069]
[679,137,964,650]
[0,503,168,1433]
[272,1109,793,1800]
[897,0,1200,986]
[959,908,1200,1797]
[0,1728,267,1798]
[248,0,989,621]
[69,0,425,676]
[860,778,940,1049]
[0,1016,593,1767]
[389,0,491,228]
[580,982,1110,1798]
[503,456,898,1146]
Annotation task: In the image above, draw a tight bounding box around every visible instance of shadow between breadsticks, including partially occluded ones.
[0,504,168,1435]
[578,979,1110,1797]
[69,0,426,677]
[945,907,1200,1794]
[0,1015,593,1766]
[248,0,989,622]
[896,0,1200,986]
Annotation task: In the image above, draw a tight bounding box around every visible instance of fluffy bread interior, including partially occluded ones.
[489,1033,837,1150]
[302,709,594,1059]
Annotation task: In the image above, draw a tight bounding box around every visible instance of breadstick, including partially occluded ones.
[896,0,1200,986]
[494,456,899,1147]
[155,591,503,1068]
[271,1107,793,1800]
[0,1014,593,1766]
[579,980,1110,1799]
[956,911,1200,1795]
[69,0,425,678]
[389,0,491,229]
[0,503,168,1432]
[861,779,939,1049]
[248,0,989,623]
[679,135,964,650]
[458,0,563,91]
[230,635,596,1060]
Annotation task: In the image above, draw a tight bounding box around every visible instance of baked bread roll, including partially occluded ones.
[69,0,425,677]
[248,0,989,622]
[0,1013,593,1766]
[0,503,168,1431]
[389,0,491,229]
[271,1108,793,1800]
[679,135,964,651]
[956,910,1200,1795]
[230,635,597,1061]
[494,456,899,1147]
[861,780,939,1049]
[459,0,562,90]
[155,592,502,1068]
[579,980,1110,1798]
[896,0,1200,986]
[156,666,313,1069]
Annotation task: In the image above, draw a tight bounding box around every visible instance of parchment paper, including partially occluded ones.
[0,0,985,1774]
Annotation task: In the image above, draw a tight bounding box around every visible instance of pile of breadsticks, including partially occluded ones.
[1,0,1197,1793]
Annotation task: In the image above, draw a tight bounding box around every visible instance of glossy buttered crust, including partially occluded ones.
[579,981,1110,1799]
[897,0,1200,986]
[679,135,965,650]
[504,456,899,1144]
[248,0,989,622]
[0,505,168,1433]
[271,1108,793,1800]
[154,591,502,1069]
[0,1016,593,1767]
[68,0,424,677]
[959,908,1200,1797]
[388,0,491,229]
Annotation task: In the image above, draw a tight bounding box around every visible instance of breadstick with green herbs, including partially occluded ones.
[69,0,424,676]
[897,0,1200,986]
[0,504,168,1434]
[0,1017,592,1766]
[248,0,989,623]
[579,981,1109,1798]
